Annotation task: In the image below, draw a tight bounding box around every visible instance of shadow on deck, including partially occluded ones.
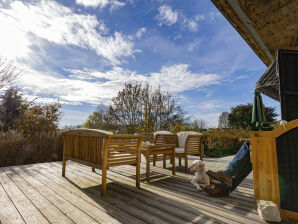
[0,156,265,224]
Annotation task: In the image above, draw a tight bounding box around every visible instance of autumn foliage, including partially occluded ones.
[0,88,62,167]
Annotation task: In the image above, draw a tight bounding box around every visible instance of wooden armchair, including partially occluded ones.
[175,134,204,173]
[152,134,178,166]
[62,129,142,196]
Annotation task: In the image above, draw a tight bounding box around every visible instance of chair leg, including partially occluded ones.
[163,154,166,168]
[146,156,150,183]
[102,168,107,197]
[172,153,176,175]
[179,157,181,166]
[185,155,188,173]
[153,155,156,166]
[200,148,203,161]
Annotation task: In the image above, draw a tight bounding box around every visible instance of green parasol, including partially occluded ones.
[252,91,267,130]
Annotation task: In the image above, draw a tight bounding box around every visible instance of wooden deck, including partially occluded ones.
[0,156,265,224]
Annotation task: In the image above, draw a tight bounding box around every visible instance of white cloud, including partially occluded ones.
[136,27,146,39]
[70,64,220,93]
[109,1,126,11]
[149,64,220,92]
[156,5,199,32]
[18,66,117,106]
[60,109,91,126]
[75,0,125,10]
[76,0,109,8]
[156,5,178,26]
[17,63,220,106]
[200,100,223,110]
[187,38,201,51]
[194,14,205,22]
[182,18,199,32]
[193,112,221,128]
[0,1,135,64]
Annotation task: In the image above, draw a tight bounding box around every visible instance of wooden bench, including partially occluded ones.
[62,129,142,196]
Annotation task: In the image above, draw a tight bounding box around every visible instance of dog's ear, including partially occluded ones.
[201,161,205,170]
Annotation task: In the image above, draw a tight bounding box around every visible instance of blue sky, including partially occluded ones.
[0,0,280,127]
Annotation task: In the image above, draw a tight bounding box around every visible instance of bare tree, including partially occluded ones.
[197,119,207,130]
[107,83,185,134]
[218,112,230,129]
[108,83,143,134]
[0,57,20,90]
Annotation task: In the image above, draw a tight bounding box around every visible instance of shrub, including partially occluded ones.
[203,129,250,158]
[0,130,63,167]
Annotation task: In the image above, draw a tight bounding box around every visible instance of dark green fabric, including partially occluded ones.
[252,91,267,129]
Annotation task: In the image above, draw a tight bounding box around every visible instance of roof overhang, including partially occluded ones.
[211,0,298,66]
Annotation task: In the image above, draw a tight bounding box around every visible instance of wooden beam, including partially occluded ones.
[226,0,274,62]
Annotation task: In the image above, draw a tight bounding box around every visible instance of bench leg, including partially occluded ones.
[153,155,156,166]
[179,157,181,166]
[62,147,66,177]
[102,168,107,197]
[92,167,95,172]
[163,154,166,168]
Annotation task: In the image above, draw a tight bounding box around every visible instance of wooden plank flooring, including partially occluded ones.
[0,156,266,224]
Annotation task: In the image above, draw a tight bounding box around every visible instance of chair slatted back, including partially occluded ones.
[104,135,142,167]
[185,135,204,155]
[139,133,154,143]
[154,134,178,146]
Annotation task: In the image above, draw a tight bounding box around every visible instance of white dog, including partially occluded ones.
[189,160,210,191]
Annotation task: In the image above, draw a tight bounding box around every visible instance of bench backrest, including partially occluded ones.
[63,129,111,166]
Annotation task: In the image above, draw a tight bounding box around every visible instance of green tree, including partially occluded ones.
[170,122,188,133]
[83,111,104,129]
[228,103,278,130]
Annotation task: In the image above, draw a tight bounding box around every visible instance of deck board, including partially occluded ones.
[0,156,267,224]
